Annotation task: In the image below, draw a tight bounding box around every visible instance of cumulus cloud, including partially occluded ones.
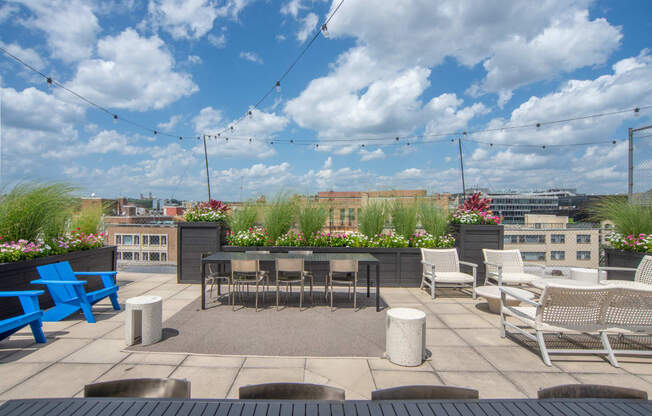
[14,0,100,63]
[208,33,226,48]
[239,51,263,64]
[359,148,385,161]
[158,114,184,131]
[66,28,198,111]
[323,156,332,168]
[296,12,318,42]
[0,41,45,70]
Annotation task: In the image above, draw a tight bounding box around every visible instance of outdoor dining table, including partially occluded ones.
[200,252,381,311]
[1,398,650,416]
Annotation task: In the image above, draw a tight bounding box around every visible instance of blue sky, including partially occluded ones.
[0,0,651,201]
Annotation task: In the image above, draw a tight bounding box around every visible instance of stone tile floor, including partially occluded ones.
[1,271,652,401]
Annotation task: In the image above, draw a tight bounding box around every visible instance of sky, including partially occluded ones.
[0,0,651,201]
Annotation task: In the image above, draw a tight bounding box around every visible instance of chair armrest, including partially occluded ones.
[420,260,435,267]
[74,271,117,276]
[459,261,478,269]
[500,287,539,307]
[484,261,502,268]
[31,279,87,285]
[0,290,45,297]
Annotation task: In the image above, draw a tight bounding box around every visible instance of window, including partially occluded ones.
[551,234,565,244]
[115,235,121,244]
[504,235,518,244]
[521,252,546,261]
[161,235,167,246]
[518,235,545,244]
[133,252,140,261]
[149,252,161,262]
[121,252,133,260]
[348,208,355,226]
[329,209,334,226]
[550,251,565,260]
[142,252,149,261]
[357,208,361,222]
[161,253,167,262]
[149,235,160,245]
[577,234,591,244]
[122,235,133,245]
[340,209,345,226]
[142,235,148,245]
[577,251,591,260]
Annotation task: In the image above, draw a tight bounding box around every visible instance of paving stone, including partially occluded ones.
[503,371,580,398]
[228,368,304,398]
[95,363,176,382]
[60,339,129,364]
[438,371,527,399]
[424,314,447,329]
[182,355,244,368]
[123,353,187,366]
[0,338,91,363]
[0,363,49,394]
[428,347,495,372]
[426,329,467,347]
[103,325,126,340]
[170,366,239,399]
[368,358,433,371]
[0,363,112,399]
[477,346,562,372]
[455,329,514,347]
[0,337,37,360]
[571,373,652,395]
[439,314,496,329]
[613,356,652,375]
[303,369,368,399]
[372,370,441,389]
[424,303,470,314]
[244,357,305,368]
[306,358,375,398]
[554,357,626,374]
[57,321,123,339]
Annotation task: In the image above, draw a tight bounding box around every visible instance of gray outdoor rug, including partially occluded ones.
[126,292,386,357]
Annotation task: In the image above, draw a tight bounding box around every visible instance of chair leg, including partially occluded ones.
[601,332,619,367]
[276,282,280,311]
[109,292,120,311]
[499,309,506,338]
[330,275,334,312]
[431,280,435,299]
[80,302,96,323]
[353,279,357,310]
[29,321,47,343]
[472,280,477,299]
[255,281,259,312]
[536,330,552,366]
[300,279,304,310]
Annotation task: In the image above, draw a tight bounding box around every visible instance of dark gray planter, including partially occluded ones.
[451,224,504,282]
[177,222,225,283]
[604,248,647,281]
[224,246,434,287]
[0,246,117,321]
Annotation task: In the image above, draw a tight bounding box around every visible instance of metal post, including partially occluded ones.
[628,127,633,202]
[458,137,466,199]
[203,134,211,201]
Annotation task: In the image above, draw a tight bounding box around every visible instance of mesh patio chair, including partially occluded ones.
[482,249,543,286]
[420,248,477,299]
[84,378,190,398]
[275,258,310,310]
[599,255,652,286]
[328,259,358,311]
[231,259,266,311]
[202,253,229,300]
[604,286,652,362]
[291,250,315,297]
[239,383,345,400]
[371,385,479,400]
[538,383,647,399]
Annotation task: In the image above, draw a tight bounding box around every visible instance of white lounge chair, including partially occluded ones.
[599,255,652,287]
[604,286,652,361]
[499,285,618,367]
[483,249,542,286]
[420,248,477,299]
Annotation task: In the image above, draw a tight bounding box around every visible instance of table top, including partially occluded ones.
[475,285,534,299]
[203,252,379,263]
[2,398,651,416]
[531,278,599,290]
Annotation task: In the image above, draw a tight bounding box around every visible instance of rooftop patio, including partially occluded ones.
[2,271,652,402]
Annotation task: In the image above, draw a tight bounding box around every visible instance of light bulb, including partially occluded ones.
[275,81,281,93]
[113,114,118,124]
[46,77,53,87]
[634,107,640,117]
[321,24,330,38]
[248,110,253,118]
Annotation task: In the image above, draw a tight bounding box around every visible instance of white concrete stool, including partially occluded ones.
[385,308,426,367]
[125,295,162,346]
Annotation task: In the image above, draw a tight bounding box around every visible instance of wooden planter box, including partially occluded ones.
[224,246,428,287]
[177,222,225,283]
[451,224,504,282]
[604,248,647,281]
[0,246,117,321]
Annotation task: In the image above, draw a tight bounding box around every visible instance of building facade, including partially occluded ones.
[104,222,177,266]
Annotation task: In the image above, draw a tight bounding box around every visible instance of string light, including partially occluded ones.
[275,81,281,93]
[635,107,640,117]
[113,114,118,124]
[249,138,253,143]
[395,137,399,141]
[46,77,52,87]
[321,24,330,38]
[290,139,294,144]
[542,145,546,150]
[179,136,183,140]
[248,110,253,117]
[536,123,541,129]
[153,130,157,136]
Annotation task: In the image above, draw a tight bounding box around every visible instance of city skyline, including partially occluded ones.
[0,1,651,200]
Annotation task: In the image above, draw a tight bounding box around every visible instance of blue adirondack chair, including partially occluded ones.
[0,290,47,343]
[32,261,119,323]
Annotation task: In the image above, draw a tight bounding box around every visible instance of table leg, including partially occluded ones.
[217,262,222,296]
[201,259,206,310]
[366,263,370,297]
[376,263,380,312]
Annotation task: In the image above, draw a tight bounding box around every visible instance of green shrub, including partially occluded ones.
[592,197,652,236]
[72,204,105,235]
[298,203,327,240]
[227,204,258,233]
[358,201,388,238]
[0,183,77,242]
[390,200,418,238]
[418,201,450,237]
[263,194,297,242]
